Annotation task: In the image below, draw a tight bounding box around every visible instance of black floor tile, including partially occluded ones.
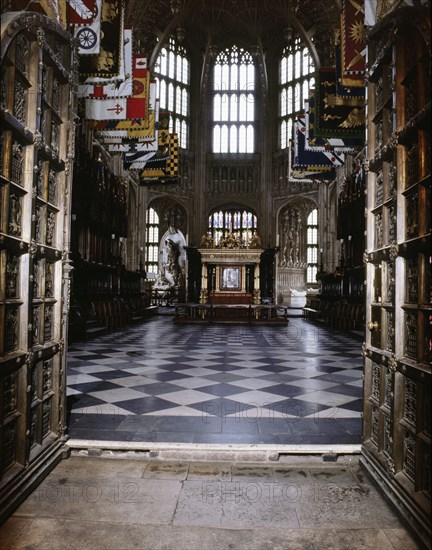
[220,418,260,434]
[261,398,329,420]
[115,397,179,414]
[146,372,193,382]
[68,394,108,410]
[94,369,137,380]
[258,384,315,398]
[324,383,362,397]
[338,399,363,412]
[336,418,362,435]
[67,381,120,393]
[133,382,184,395]
[196,384,251,398]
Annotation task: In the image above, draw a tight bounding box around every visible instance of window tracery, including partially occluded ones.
[279,38,315,149]
[154,37,190,149]
[212,46,255,153]
[207,207,257,246]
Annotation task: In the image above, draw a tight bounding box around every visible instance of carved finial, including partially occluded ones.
[388,355,397,373]
[36,27,45,47]
[389,242,399,261]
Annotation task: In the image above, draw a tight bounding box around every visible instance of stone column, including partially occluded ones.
[200,262,208,303]
[253,262,261,304]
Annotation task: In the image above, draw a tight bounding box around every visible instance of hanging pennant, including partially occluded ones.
[78,26,132,95]
[314,68,365,139]
[94,97,159,141]
[74,0,102,54]
[139,133,179,182]
[78,0,124,77]
[335,28,365,92]
[85,52,147,119]
[305,95,360,152]
[341,0,366,78]
[67,0,96,25]
[293,115,344,171]
[125,110,169,169]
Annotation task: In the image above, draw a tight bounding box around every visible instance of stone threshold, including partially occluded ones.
[66,439,361,462]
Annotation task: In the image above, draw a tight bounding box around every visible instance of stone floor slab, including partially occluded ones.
[0,455,423,549]
[142,461,190,480]
[0,518,422,550]
[13,475,181,526]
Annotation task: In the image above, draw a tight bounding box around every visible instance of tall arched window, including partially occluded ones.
[212,46,255,153]
[145,207,159,274]
[154,37,190,149]
[207,208,257,246]
[307,209,318,284]
[279,38,315,149]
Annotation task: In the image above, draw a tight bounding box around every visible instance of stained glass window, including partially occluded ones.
[145,207,159,274]
[207,208,257,246]
[154,38,190,149]
[279,39,315,149]
[212,46,255,153]
[307,209,319,284]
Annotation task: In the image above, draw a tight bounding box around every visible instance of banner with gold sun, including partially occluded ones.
[314,68,365,139]
[335,28,365,91]
[341,0,366,79]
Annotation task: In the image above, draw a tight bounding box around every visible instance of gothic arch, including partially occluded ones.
[275,197,318,304]
[148,197,188,237]
[276,197,318,251]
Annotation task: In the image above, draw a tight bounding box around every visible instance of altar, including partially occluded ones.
[198,245,264,305]
[174,303,289,325]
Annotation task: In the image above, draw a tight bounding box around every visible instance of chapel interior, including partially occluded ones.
[0,0,431,546]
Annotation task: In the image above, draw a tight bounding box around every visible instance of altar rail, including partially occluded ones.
[174,304,289,324]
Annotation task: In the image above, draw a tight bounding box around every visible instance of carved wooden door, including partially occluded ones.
[0,12,76,520]
[362,9,431,546]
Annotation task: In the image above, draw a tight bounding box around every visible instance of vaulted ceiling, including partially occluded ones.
[125,0,341,65]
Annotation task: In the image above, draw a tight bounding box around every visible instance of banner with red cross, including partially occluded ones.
[85,53,149,120]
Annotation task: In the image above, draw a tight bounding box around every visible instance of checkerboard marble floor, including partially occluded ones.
[66,317,363,445]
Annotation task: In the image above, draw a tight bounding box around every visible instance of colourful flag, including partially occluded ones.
[305,96,360,153]
[78,0,124,78]
[85,52,147,119]
[67,0,96,24]
[335,29,365,91]
[74,0,101,54]
[107,139,158,153]
[314,68,365,139]
[102,89,159,150]
[125,54,149,118]
[139,133,178,182]
[92,83,157,138]
[288,143,335,182]
[78,26,132,95]
[124,110,169,169]
[341,0,366,77]
[294,115,345,171]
